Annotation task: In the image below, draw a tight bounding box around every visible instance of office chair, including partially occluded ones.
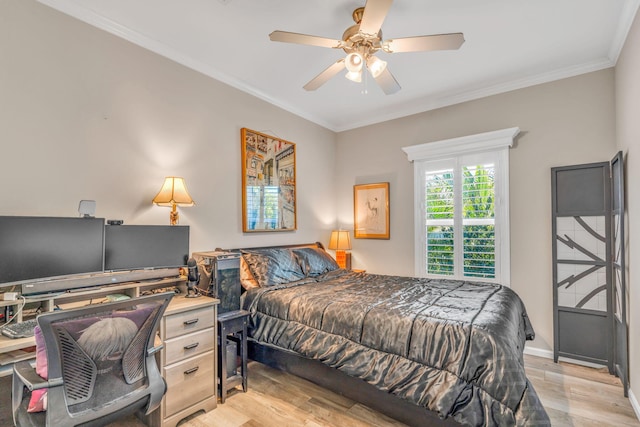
[11,292,173,427]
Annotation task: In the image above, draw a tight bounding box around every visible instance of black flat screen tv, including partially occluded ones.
[0,216,105,287]
[104,225,189,271]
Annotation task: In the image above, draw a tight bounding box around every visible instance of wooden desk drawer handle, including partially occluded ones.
[183,318,199,325]
[184,366,199,375]
[183,342,199,350]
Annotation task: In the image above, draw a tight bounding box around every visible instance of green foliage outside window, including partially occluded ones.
[426,165,496,278]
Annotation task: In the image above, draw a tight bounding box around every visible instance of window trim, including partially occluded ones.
[402,127,519,286]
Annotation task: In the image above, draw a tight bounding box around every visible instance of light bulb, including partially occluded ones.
[345,70,362,83]
[367,56,387,78]
[345,53,363,73]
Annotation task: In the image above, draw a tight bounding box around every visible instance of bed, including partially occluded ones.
[230,243,550,426]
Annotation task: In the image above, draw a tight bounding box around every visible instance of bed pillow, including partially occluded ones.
[241,248,305,287]
[239,256,260,290]
[293,247,340,277]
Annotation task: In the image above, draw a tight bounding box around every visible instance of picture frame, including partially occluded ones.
[354,182,390,239]
[241,128,297,232]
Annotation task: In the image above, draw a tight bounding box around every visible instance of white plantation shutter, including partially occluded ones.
[403,128,518,286]
[425,166,455,276]
[461,163,496,279]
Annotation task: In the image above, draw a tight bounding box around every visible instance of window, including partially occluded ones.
[403,128,519,285]
[422,154,498,279]
[246,185,279,230]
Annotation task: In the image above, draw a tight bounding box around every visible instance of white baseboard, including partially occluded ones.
[629,389,640,421]
[524,346,608,369]
[523,345,553,359]
[558,356,607,369]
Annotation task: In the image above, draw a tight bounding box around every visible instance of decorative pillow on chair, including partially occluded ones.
[241,248,305,287]
[27,326,48,413]
[293,247,340,277]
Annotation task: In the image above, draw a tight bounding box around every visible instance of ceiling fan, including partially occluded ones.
[269,0,464,95]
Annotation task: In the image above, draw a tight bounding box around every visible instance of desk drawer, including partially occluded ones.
[164,306,215,339]
[164,327,215,366]
[164,350,215,418]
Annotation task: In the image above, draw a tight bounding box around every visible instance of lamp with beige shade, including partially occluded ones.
[152,176,195,225]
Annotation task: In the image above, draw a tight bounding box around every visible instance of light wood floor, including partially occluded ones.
[524,354,639,426]
[178,355,640,427]
[115,355,640,426]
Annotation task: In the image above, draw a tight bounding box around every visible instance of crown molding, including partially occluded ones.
[36,0,336,131]
[609,0,640,62]
[334,58,614,132]
[37,0,640,134]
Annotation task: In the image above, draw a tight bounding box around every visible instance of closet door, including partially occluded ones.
[551,162,612,371]
[611,151,628,395]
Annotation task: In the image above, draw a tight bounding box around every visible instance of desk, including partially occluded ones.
[147,296,219,427]
[0,276,188,366]
[1,280,220,427]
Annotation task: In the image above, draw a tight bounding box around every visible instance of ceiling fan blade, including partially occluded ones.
[303,59,346,91]
[383,33,465,53]
[269,31,343,49]
[373,66,401,95]
[359,0,393,36]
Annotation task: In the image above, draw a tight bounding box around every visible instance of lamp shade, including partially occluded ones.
[328,230,351,251]
[345,53,363,73]
[152,177,195,207]
[345,70,362,83]
[367,55,387,78]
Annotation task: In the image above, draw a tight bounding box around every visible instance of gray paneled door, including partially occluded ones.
[552,162,612,369]
[611,151,628,396]
[551,153,627,395]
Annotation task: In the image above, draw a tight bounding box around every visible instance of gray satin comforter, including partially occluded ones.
[243,270,550,426]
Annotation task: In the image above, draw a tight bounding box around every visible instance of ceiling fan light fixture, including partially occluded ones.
[367,56,387,78]
[345,52,364,72]
[345,70,362,83]
[269,2,463,95]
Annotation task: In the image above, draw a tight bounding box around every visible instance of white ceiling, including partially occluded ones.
[38,0,640,132]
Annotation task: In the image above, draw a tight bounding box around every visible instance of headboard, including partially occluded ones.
[217,241,325,253]
[214,242,328,300]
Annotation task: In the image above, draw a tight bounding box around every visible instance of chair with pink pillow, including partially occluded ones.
[11,292,173,427]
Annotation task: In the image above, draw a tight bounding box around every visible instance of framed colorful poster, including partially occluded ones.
[241,128,296,232]
[354,182,389,239]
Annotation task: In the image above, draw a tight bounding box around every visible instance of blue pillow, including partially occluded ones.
[293,247,339,277]
[241,248,305,287]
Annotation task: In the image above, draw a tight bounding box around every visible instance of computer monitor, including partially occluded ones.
[0,216,105,287]
[104,225,189,271]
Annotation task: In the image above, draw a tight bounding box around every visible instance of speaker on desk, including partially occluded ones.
[192,251,240,314]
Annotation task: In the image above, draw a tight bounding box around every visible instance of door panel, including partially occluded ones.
[611,151,628,396]
[551,162,612,370]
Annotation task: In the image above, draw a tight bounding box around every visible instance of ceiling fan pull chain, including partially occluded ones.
[361,67,369,95]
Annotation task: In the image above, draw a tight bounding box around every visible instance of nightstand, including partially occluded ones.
[217,309,249,403]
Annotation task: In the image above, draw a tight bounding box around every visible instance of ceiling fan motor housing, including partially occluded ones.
[342,22,383,59]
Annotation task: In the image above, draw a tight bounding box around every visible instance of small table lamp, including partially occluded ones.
[328,230,352,270]
[152,177,195,225]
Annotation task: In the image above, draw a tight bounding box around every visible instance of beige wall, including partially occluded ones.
[2,0,638,409]
[615,7,640,412]
[0,0,337,252]
[336,70,618,355]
